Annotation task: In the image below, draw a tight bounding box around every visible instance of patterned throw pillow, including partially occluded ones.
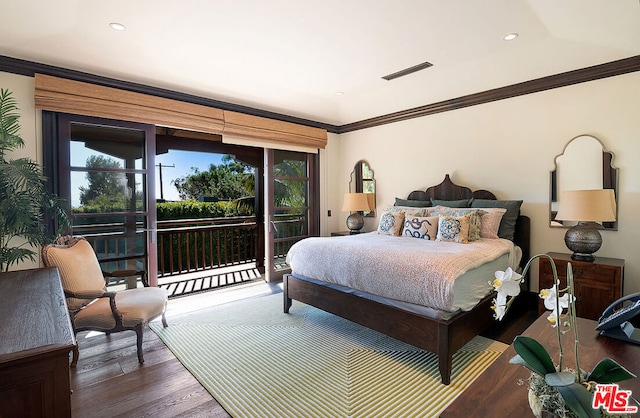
[470,199,523,241]
[377,211,405,236]
[436,214,471,244]
[382,205,431,218]
[431,206,485,241]
[403,216,439,240]
[475,207,507,239]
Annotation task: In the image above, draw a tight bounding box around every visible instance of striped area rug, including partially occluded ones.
[151,293,507,418]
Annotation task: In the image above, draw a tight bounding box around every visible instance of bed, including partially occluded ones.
[283,174,530,385]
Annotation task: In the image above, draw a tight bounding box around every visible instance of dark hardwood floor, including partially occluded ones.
[69,282,538,417]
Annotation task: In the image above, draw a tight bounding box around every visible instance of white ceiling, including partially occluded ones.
[2,0,639,126]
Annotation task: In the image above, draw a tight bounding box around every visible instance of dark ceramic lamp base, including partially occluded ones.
[564,222,602,262]
[346,212,364,234]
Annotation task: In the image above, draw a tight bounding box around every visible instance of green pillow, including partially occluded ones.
[394,197,432,208]
[430,198,471,208]
[471,199,523,241]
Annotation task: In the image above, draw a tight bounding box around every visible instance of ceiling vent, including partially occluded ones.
[382,61,433,81]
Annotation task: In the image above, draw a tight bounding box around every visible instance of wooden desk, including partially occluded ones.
[441,314,640,417]
[0,268,76,417]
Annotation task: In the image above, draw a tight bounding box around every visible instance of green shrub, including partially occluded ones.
[157,200,249,221]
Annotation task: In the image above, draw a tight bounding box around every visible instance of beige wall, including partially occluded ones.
[327,71,640,294]
[3,70,640,295]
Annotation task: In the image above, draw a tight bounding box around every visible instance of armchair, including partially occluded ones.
[42,236,168,367]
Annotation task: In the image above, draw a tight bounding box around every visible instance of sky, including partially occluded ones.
[70,141,224,206]
[155,150,224,201]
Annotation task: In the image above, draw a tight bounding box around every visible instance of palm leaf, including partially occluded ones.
[0,89,70,271]
[0,88,24,154]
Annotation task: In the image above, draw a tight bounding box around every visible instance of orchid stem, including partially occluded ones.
[567,262,580,382]
[548,255,564,371]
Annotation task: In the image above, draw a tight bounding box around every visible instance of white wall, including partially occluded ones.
[3,70,640,296]
[328,71,640,294]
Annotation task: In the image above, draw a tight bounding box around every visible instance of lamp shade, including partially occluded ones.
[554,189,616,222]
[555,189,616,262]
[341,193,371,212]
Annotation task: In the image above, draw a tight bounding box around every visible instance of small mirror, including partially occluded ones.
[349,160,375,217]
[550,135,618,230]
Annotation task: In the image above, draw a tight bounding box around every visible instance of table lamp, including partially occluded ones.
[554,189,616,261]
[341,193,371,234]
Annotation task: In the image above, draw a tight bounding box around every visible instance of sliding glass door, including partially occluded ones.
[50,114,157,287]
[264,149,319,281]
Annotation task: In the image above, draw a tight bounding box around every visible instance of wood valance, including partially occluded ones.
[34,74,327,149]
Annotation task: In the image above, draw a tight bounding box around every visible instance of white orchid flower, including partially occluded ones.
[492,267,522,297]
[540,281,559,311]
[492,292,508,320]
[540,281,574,326]
[547,308,560,327]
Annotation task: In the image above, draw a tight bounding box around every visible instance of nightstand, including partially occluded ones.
[331,231,353,236]
[538,252,624,321]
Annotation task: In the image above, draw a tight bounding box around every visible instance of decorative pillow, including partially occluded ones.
[474,207,507,239]
[430,198,471,208]
[471,199,523,241]
[382,205,431,218]
[431,206,484,241]
[403,216,439,240]
[394,197,432,208]
[436,214,471,243]
[377,211,405,236]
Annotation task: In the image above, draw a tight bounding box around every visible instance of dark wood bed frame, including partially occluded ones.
[283,174,531,385]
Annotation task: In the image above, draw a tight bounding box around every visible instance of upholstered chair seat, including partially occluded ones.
[74,287,168,329]
[42,236,168,367]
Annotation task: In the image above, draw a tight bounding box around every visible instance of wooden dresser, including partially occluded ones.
[539,252,624,321]
[0,267,75,417]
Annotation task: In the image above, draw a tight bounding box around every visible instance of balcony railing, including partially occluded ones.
[157,216,258,277]
[74,214,307,297]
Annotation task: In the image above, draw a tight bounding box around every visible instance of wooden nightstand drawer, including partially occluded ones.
[541,257,618,283]
[538,252,624,321]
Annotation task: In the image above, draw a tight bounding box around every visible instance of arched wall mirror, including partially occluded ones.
[349,160,376,217]
[550,135,618,230]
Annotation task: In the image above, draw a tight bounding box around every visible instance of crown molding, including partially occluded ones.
[338,55,640,134]
[2,54,639,136]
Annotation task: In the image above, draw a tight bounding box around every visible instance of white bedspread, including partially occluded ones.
[286,232,517,312]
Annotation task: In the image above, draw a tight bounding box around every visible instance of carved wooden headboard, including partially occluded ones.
[406,174,530,270]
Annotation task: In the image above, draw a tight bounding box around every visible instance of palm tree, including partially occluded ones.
[0,88,69,271]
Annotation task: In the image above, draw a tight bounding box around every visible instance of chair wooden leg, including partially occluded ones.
[135,324,144,364]
[70,345,79,368]
[161,312,168,328]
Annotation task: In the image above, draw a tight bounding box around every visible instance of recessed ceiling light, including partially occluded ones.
[336,92,344,96]
[503,33,518,41]
[110,22,126,31]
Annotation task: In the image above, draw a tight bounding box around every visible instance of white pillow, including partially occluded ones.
[403,215,439,240]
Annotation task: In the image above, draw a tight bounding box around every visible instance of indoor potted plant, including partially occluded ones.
[492,254,636,418]
[0,88,69,271]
